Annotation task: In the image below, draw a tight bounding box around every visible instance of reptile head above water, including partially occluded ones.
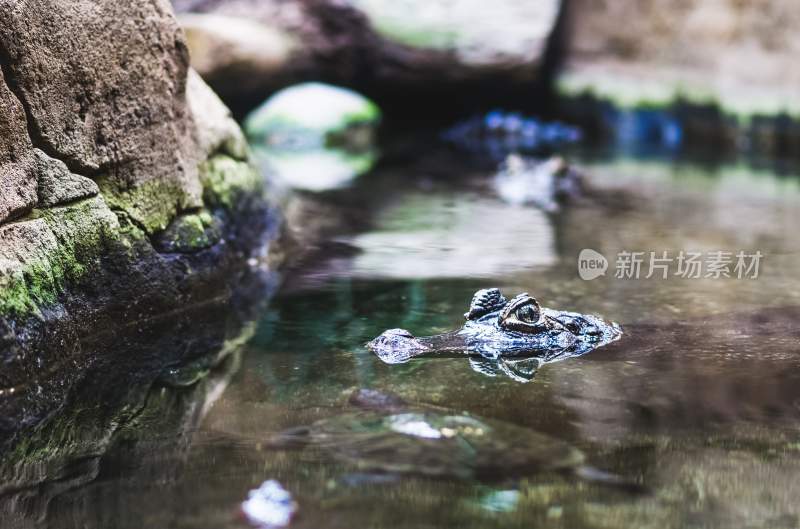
[367,288,622,366]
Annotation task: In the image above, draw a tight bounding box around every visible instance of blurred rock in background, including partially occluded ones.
[561,0,800,117]
[558,0,800,156]
[173,0,564,119]
[175,0,800,157]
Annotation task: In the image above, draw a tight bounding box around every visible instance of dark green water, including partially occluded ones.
[10,146,800,528]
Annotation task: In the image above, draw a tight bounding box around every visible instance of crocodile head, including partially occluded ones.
[367,288,621,365]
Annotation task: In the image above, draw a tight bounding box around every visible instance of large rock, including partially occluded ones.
[0,1,204,233]
[0,68,37,225]
[173,0,563,115]
[0,0,278,430]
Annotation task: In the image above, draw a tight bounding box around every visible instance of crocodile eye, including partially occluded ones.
[498,294,543,333]
[516,303,539,323]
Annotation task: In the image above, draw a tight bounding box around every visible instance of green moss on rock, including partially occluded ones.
[199,154,264,211]
[94,174,204,234]
[0,151,265,321]
[153,210,222,254]
[0,196,123,318]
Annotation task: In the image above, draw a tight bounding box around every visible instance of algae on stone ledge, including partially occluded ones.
[0,196,120,318]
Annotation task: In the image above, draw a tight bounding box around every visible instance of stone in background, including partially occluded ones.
[561,0,800,116]
[174,0,563,115]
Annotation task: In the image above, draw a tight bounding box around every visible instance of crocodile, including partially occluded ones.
[367,289,622,371]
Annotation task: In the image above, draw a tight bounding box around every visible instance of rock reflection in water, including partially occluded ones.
[350,192,555,280]
[253,145,378,192]
[0,282,264,527]
[0,354,243,527]
[345,192,556,280]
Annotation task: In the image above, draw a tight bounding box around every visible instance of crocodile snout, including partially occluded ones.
[366,328,430,364]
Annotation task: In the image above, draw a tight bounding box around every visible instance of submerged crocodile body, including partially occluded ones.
[443,110,582,157]
[367,289,621,375]
[273,388,637,487]
[274,388,585,481]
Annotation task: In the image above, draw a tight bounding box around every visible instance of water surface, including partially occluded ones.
[14,145,800,528]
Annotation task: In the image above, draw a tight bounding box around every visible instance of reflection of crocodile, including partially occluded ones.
[443,110,581,157]
[367,289,622,371]
[494,154,583,212]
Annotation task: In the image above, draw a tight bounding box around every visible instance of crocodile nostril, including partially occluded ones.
[585,326,602,336]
